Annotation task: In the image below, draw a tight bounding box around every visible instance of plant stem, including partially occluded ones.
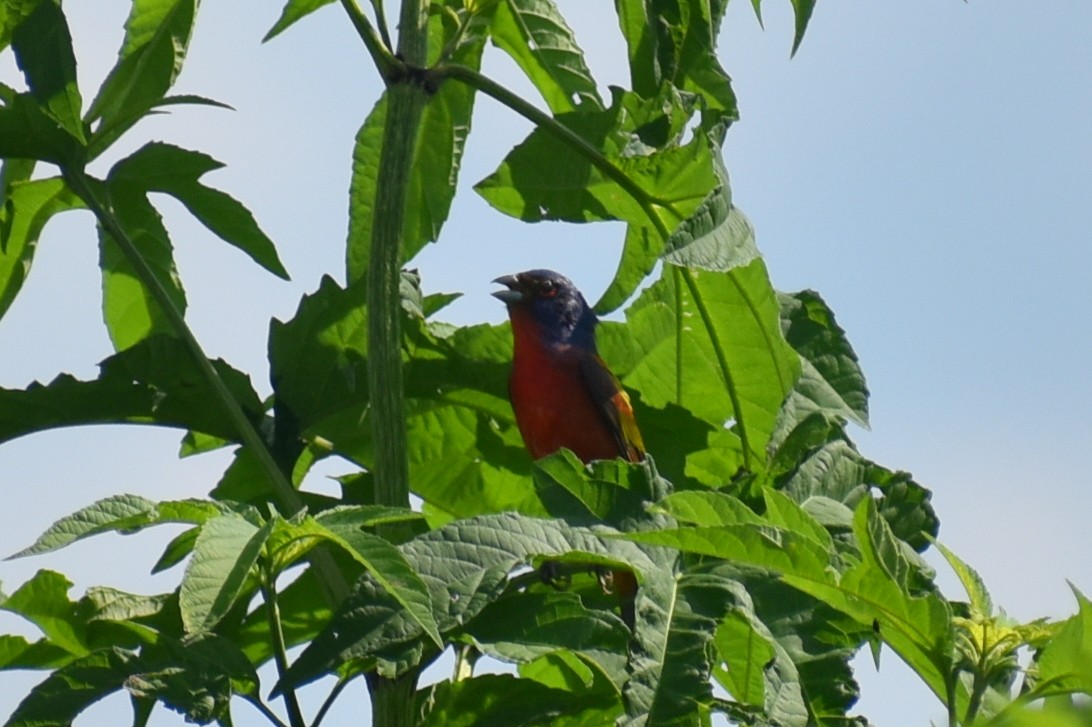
[63,169,351,606]
[261,563,306,727]
[679,267,753,472]
[367,670,419,727]
[242,695,291,727]
[313,677,350,727]
[347,0,430,721]
[339,0,396,79]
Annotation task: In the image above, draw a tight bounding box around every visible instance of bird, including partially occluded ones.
[492,269,644,464]
[493,269,644,626]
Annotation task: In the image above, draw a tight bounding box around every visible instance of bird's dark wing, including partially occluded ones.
[579,354,645,463]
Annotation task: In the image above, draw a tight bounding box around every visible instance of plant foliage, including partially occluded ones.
[0,0,1087,726]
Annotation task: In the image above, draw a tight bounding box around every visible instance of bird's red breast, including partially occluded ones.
[508,305,635,462]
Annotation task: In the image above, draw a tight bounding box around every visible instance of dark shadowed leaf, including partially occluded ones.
[416,673,617,727]
[3,647,137,727]
[778,289,869,429]
[10,0,84,142]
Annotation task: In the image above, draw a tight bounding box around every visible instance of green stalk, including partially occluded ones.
[261,562,306,727]
[679,267,753,472]
[434,63,681,234]
[63,169,350,606]
[339,0,396,79]
[348,0,430,722]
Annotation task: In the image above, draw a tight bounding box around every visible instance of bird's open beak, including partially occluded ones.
[491,274,523,305]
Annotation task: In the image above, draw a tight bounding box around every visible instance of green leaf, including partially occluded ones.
[789,0,817,56]
[345,28,484,282]
[781,498,953,704]
[179,514,273,634]
[531,450,655,525]
[613,0,737,118]
[3,647,137,727]
[475,90,714,227]
[778,289,869,429]
[0,634,72,671]
[11,494,237,558]
[713,610,777,713]
[416,673,617,727]
[931,539,994,618]
[282,514,660,688]
[0,90,85,164]
[110,142,288,279]
[269,275,368,433]
[779,438,938,552]
[1,0,42,52]
[230,566,332,664]
[466,590,630,691]
[732,573,866,724]
[263,0,335,42]
[487,0,602,114]
[620,521,831,578]
[650,490,765,528]
[623,565,750,724]
[125,632,259,724]
[0,175,82,322]
[599,132,746,315]
[97,182,187,350]
[0,570,89,657]
[10,0,84,142]
[599,259,799,475]
[1035,586,1092,696]
[86,0,198,153]
[272,516,444,649]
[0,336,265,447]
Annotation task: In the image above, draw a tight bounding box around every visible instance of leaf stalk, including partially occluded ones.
[61,168,351,607]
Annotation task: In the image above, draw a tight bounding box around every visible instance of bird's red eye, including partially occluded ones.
[539,280,557,297]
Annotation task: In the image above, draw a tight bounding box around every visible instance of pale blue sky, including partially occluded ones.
[1,2,1090,724]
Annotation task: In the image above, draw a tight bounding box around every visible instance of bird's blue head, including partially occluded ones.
[492,269,598,350]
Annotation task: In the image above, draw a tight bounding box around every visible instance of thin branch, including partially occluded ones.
[241,695,291,727]
[339,0,397,80]
[261,563,307,727]
[313,677,351,727]
[433,62,680,237]
[63,169,351,606]
[679,267,753,472]
[368,0,393,50]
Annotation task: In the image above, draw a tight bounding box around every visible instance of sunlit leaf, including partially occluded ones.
[487,0,602,114]
[264,0,335,41]
[282,514,661,689]
[0,570,89,657]
[110,142,288,279]
[345,21,484,282]
[97,182,187,350]
[0,175,82,322]
[179,514,273,634]
[86,0,198,153]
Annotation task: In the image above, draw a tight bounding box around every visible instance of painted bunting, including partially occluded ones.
[492,269,644,464]
[493,269,643,625]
